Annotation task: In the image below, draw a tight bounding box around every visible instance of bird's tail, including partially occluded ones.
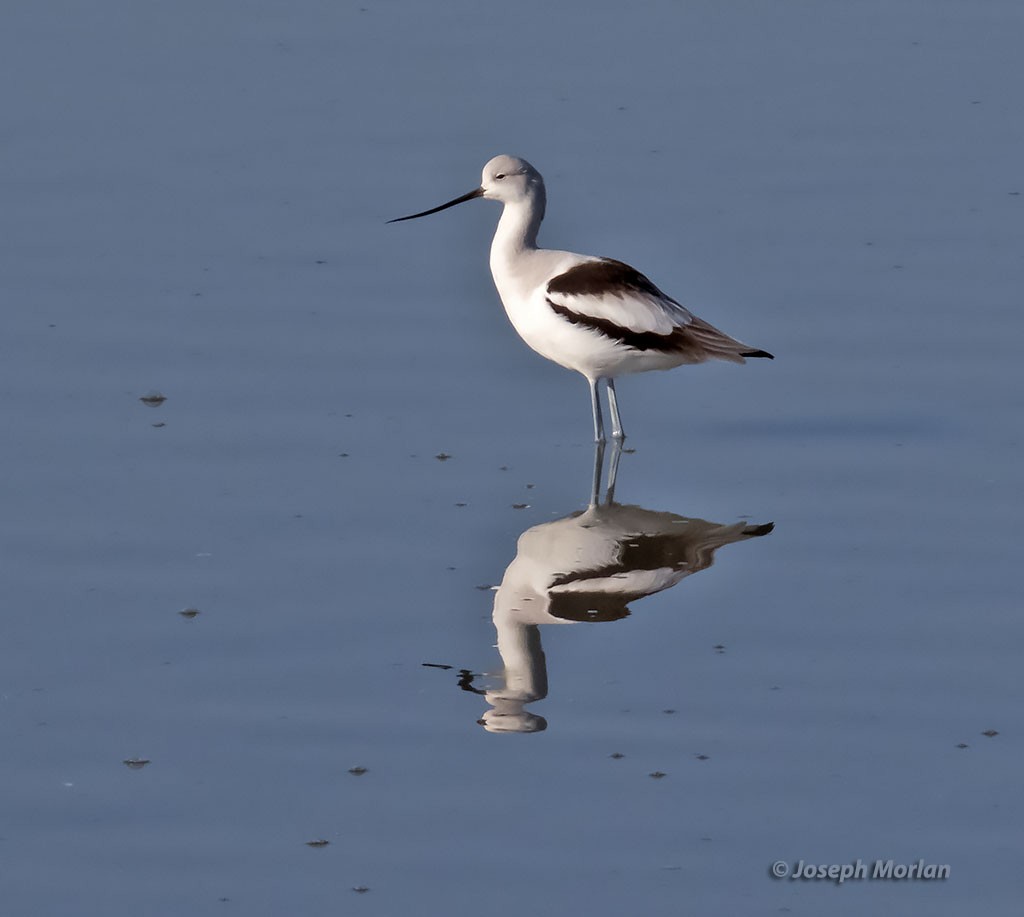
[679,315,774,364]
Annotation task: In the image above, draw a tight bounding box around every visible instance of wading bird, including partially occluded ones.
[389,155,772,442]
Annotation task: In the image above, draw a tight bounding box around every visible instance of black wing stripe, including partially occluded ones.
[547,298,686,352]
[546,258,669,300]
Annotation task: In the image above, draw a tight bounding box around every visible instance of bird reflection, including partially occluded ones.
[467,443,773,733]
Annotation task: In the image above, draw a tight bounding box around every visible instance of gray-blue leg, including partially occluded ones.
[589,378,605,444]
[606,378,625,440]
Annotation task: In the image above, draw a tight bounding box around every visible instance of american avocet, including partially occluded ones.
[389,155,773,442]
[469,450,774,733]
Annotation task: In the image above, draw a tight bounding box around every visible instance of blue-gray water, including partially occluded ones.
[2,2,1022,914]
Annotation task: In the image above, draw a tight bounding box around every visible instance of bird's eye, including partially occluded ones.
[495,173,506,180]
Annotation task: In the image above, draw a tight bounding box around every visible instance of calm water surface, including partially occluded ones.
[2,2,1022,915]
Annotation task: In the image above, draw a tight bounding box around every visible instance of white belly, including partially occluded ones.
[495,284,687,380]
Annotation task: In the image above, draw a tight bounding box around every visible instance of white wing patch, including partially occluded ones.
[545,258,693,334]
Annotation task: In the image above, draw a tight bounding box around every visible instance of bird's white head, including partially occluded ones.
[387,154,545,225]
[480,154,544,204]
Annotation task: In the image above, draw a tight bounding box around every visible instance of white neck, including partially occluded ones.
[493,620,547,702]
[489,189,545,267]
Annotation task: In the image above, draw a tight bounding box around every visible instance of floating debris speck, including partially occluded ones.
[348,766,368,776]
[981,729,999,737]
[139,392,166,407]
[435,452,452,461]
[511,503,529,510]
[179,608,201,619]
[649,771,667,779]
[306,839,330,848]
[956,743,969,749]
[123,758,151,769]
[352,886,370,894]
[609,752,625,760]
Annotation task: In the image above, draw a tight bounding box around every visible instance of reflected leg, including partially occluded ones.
[607,378,625,441]
[606,438,623,503]
[590,439,605,507]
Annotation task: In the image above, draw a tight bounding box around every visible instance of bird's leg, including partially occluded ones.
[606,378,625,441]
[605,438,623,504]
[589,439,605,507]
[589,378,605,444]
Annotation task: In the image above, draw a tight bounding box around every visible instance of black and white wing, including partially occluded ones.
[545,258,772,363]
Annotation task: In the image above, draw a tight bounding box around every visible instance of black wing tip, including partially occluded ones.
[744,521,775,538]
[741,349,774,360]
